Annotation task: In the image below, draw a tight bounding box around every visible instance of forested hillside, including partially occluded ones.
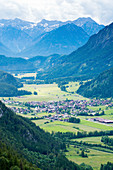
[0,70,31,97]
[0,70,22,88]
[0,55,35,72]
[0,101,86,170]
[77,67,113,98]
[0,141,40,170]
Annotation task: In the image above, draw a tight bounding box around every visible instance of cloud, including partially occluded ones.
[0,0,112,25]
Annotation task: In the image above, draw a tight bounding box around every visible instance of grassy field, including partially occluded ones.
[32,119,49,126]
[1,83,87,102]
[75,136,103,144]
[66,145,113,170]
[80,119,113,130]
[14,73,37,79]
[87,106,107,111]
[73,136,113,144]
[66,82,80,92]
[34,119,113,133]
[35,121,80,133]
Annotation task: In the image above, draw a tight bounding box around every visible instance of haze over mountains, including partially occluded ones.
[0,17,104,57]
[0,42,12,56]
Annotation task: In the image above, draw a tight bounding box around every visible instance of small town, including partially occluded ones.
[2,98,113,123]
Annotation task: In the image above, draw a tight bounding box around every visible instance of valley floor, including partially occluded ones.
[1,80,113,169]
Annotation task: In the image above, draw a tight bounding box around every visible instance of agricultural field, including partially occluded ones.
[33,119,113,133]
[87,105,107,111]
[35,121,80,133]
[80,119,113,131]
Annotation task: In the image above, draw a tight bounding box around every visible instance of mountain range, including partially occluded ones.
[0,18,113,86]
[38,22,113,80]
[0,21,113,82]
[0,54,63,73]
[20,23,89,57]
[0,17,104,57]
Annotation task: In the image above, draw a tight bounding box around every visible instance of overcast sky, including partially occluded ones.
[0,0,112,25]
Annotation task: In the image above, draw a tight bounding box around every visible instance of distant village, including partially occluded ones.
[2,98,113,123]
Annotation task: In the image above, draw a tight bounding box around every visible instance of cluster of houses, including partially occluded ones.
[2,99,23,107]
[25,100,94,116]
[87,99,113,107]
[89,118,113,124]
[2,99,113,121]
[24,99,113,116]
[10,107,32,115]
[45,113,71,122]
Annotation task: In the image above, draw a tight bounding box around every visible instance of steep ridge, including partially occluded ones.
[73,17,104,35]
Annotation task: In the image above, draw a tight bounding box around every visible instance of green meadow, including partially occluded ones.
[36,121,80,133]
[73,136,113,144]
[66,145,113,170]
[80,119,113,130]
[15,72,37,79]
[3,82,87,102]
[32,118,113,133]
[87,105,107,111]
